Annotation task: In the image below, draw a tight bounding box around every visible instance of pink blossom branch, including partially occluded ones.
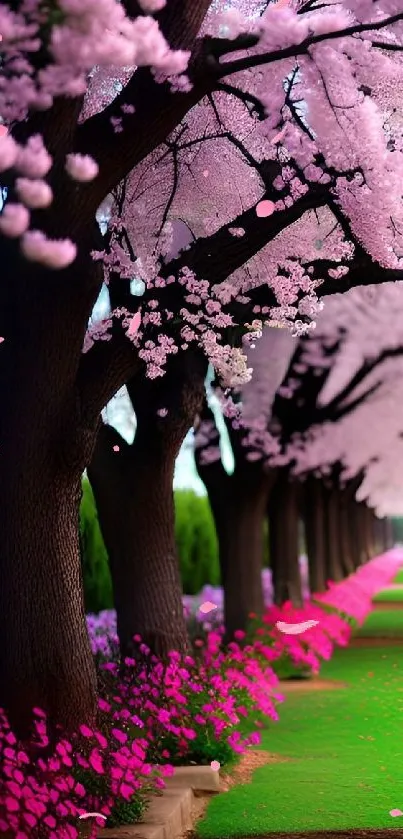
[215,12,403,79]
[160,183,329,291]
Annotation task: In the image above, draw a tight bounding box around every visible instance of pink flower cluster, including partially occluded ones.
[258,601,350,676]
[255,550,403,675]
[0,703,163,838]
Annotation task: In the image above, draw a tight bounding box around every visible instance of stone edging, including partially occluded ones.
[86,766,219,839]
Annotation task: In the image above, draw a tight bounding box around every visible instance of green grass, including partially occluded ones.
[393,568,403,584]
[355,610,403,637]
[197,645,403,837]
[373,588,403,603]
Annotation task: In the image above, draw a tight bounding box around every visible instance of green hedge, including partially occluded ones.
[392,518,403,543]
[80,479,114,614]
[79,481,222,612]
[174,490,220,594]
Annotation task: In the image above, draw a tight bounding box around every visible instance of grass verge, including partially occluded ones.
[197,645,403,837]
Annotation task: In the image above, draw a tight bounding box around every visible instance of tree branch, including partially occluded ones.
[77,330,142,429]
[158,182,330,294]
[76,0,216,202]
[215,13,403,79]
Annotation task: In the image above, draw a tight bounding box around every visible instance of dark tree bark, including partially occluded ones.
[384,518,394,550]
[302,475,327,593]
[0,229,139,738]
[338,487,355,576]
[217,469,273,636]
[373,516,384,554]
[322,484,344,582]
[89,352,207,660]
[0,460,98,739]
[0,241,99,738]
[268,471,303,606]
[344,480,364,569]
[194,403,275,636]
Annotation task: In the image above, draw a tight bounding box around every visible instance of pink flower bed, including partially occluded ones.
[0,634,283,838]
[315,549,403,624]
[252,549,403,675]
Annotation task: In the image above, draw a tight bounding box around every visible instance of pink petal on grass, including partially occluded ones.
[79,813,107,821]
[390,810,403,818]
[199,601,218,614]
[256,200,275,218]
[275,620,319,635]
[210,761,220,772]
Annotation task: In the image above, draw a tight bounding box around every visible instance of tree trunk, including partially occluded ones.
[357,501,371,565]
[338,488,355,576]
[0,231,106,738]
[349,499,363,568]
[215,471,273,637]
[363,506,375,560]
[372,516,384,555]
[0,416,98,739]
[89,352,207,660]
[303,475,327,594]
[384,518,394,550]
[323,485,344,582]
[89,429,189,660]
[195,422,274,637]
[269,472,303,606]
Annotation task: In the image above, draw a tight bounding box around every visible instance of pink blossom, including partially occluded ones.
[65,154,99,183]
[0,204,30,237]
[137,0,166,10]
[16,178,53,209]
[0,134,18,171]
[16,136,52,178]
[21,231,77,268]
[256,200,275,218]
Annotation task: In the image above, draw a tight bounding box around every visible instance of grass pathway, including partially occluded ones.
[197,579,403,838]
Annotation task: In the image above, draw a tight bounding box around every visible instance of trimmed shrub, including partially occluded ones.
[174,490,220,593]
[80,478,114,614]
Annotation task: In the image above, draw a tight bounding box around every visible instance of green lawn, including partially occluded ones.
[373,588,403,603]
[197,645,403,837]
[393,568,403,584]
[355,609,403,637]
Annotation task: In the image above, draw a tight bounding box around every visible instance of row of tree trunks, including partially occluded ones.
[90,388,396,656]
[89,352,207,659]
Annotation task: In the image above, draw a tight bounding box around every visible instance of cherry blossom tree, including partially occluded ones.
[195,282,403,629]
[1,0,403,734]
[267,283,403,596]
[286,283,403,518]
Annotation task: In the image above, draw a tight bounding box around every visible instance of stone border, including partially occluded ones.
[80,766,219,839]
